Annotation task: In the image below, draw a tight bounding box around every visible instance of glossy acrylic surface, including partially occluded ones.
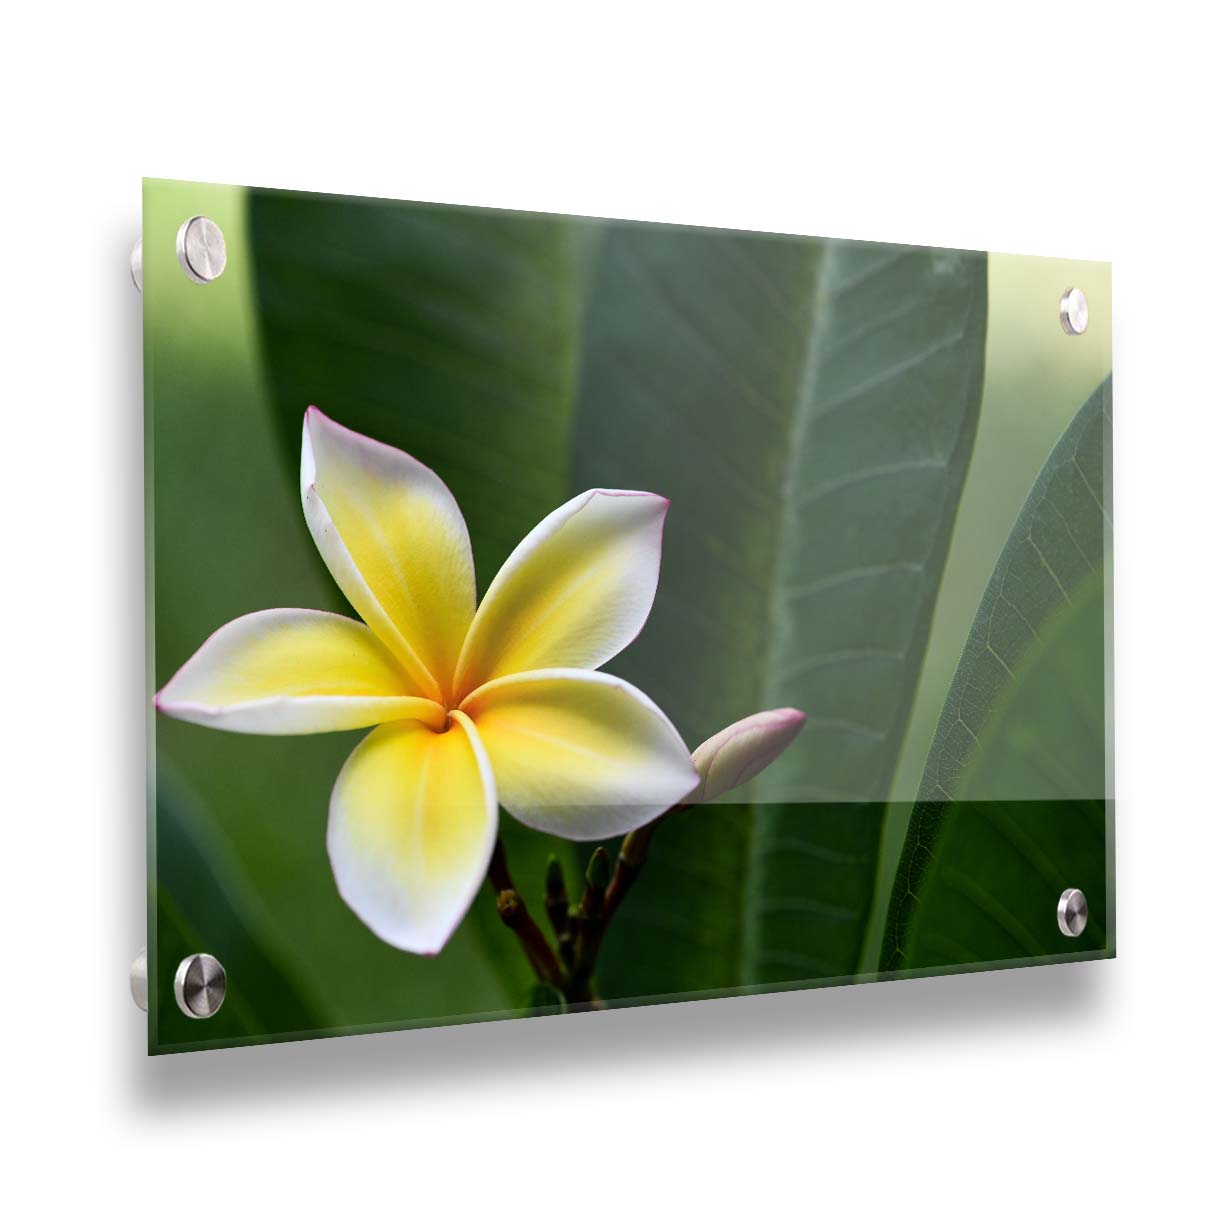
[144,179,1112,1053]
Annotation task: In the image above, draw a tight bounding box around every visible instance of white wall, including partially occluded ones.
[4,3,1217,1217]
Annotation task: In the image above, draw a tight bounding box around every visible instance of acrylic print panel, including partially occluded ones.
[143,179,1113,1053]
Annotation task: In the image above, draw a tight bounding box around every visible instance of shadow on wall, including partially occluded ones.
[127,958,1109,1112]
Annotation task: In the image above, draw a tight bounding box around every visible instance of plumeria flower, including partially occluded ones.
[157,409,698,954]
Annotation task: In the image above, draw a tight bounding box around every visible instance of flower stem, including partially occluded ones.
[487,840,563,988]
[489,808,687,1007]
[569,847,612,997]
[544,855,574,968]
[495,889,564,986]
[488,838,515,893]
[602,804,688,924]
[602,820,656,924]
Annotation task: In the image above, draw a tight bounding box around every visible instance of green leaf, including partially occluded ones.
[242,195,988,1001]
[567,230,988,994]
[152,764,329,1052]
[246,190,600,592]
[881,377,1112,971]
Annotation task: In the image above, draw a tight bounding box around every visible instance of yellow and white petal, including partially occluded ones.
[460,669,698,840]
[327,712,498,954]
[155,609,445,735]
[452,489,668,697]
[688,708,807,803]
[301,407,476,704]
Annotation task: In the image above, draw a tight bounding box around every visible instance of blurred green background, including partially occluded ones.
[144,180,1111,1052]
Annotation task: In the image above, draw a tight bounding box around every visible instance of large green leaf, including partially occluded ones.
[152,765,329,1052]
[881,377,1112,971]
[246,190,599,592]
[245,200,987,999]
[566,229,989,995]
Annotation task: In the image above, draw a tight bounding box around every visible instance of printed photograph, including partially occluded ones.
[144,180,1113,1053]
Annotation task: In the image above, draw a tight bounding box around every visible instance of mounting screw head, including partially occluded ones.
[1057,887,1088,937]
[176,216,227,284]
[1059,287,1089,336]
[130,947,148,1011]
[174,953,227,1019]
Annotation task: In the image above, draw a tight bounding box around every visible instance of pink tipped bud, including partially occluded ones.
[688,708,806,803]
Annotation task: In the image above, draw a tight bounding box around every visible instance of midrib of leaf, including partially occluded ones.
[741,244,986,982]
[567,232,987,997]
[741,241,832,981]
